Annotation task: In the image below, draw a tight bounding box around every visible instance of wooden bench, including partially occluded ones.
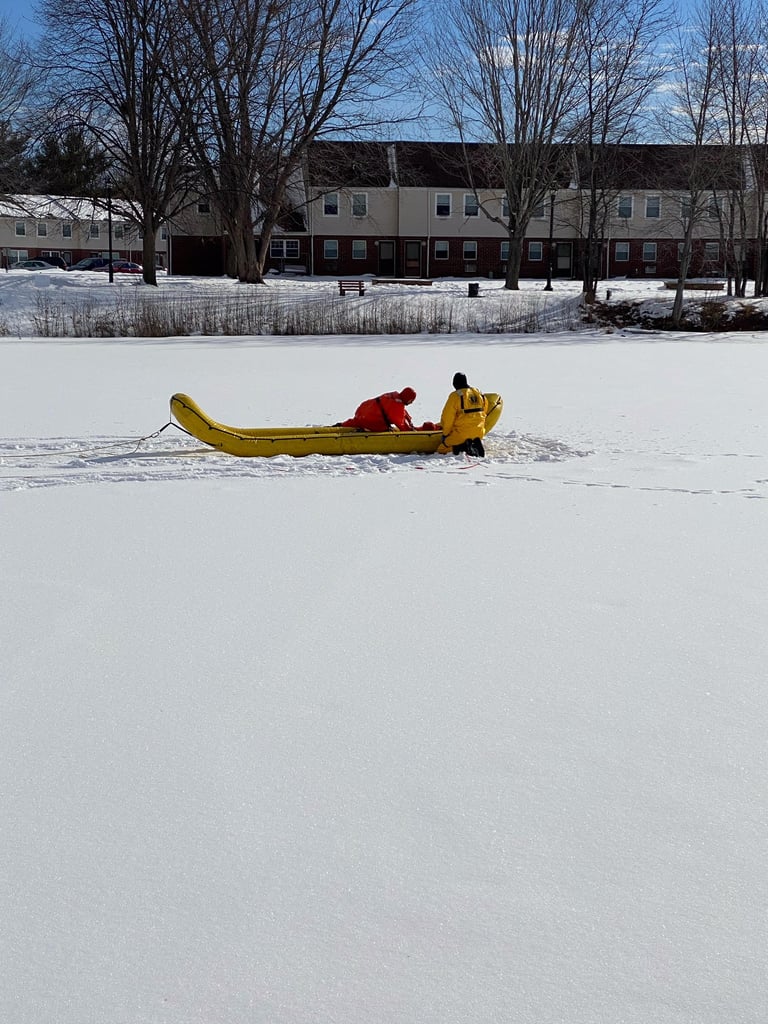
[663,279,724,290]
[338,279,366,295]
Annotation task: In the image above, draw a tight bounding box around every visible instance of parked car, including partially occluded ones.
[68,257,111,271]
[10,259,55,271]
[36,254,68,270]
[94,260,143,274]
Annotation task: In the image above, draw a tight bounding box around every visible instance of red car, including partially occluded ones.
[94,260,143,274]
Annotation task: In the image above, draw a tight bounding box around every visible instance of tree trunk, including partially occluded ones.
[672,228,695,327]
[504,235,523,289]
[141,215,157,286]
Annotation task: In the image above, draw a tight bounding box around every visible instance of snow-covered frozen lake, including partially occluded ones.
[2,270,766,1023]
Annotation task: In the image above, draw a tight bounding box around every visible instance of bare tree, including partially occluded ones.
[662,4,722,325]
[0,17,34,194]
[427,0,581,289]
[709,0,768,296]
[570,0,671,302]
[173,0,421,284]
[40,0,196,285]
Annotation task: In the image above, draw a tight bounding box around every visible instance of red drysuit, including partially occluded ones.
[341,389,416,431]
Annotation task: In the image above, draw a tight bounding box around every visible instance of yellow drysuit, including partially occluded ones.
[437,386,488,453]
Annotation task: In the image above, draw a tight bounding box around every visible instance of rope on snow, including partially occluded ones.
[0,420,196,459]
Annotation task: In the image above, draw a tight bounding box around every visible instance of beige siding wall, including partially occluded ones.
[308,187,399,236]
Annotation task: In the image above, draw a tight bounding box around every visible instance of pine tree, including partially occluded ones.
[28,129,109,196]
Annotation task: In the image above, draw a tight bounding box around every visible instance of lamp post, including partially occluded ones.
[106,180,114,283]
[544,190,555,291]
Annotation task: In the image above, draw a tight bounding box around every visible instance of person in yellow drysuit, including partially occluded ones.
[437,372,488,456]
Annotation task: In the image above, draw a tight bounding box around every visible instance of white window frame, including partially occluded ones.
[114,223,124,239]
[645,195,661,219]
[270,238,301,259]
[615,241,630,262]
[500,240,510,262]
[351,193,368,218]
[531,201,545,220]
[351,239,366,260]
[323,238,338,260]
[37,222,48,237]
[704,241,720,262]
[197,200,210,214]
[642,242,657,262]
[62,222,72,238]
[463,240,478,260]
[323,192,339,217]
[15,221,25,236]
[435,193,451,217]
[708,196,722,220]
[680,197,692,222]
[89,223,100,238]
[434,240,449,260]
[617,195,633,219]
[463,193,479,217]
[528,240,543,261]
[10,248,28,262]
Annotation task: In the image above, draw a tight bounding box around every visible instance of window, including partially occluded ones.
[271,238,300,259]
[161,227,168,240]
[323,192,339,216]
[37,222,48,237]
[114,224,124,239]
[435,193,451,217]
[704,241,720,262]
[15,221,25,236]
[643,242,657,262]
[351,193,367,217]
[352,239,366,260]
[197,200,210,214]
[324,239,338,260]
[528,241,543,261]
[681,196,692,221]
[463,240,477,260]
[90,223,100,238]
[708,196,722,220]
[500,240,509,262]
[9,249,28,263]
[62,223,72,238]
[464,194,479,217]
[645,195,660,218]
[617,195,633,218]
[434,240,449,260]
[615,241,630,262]
[531,200,545,220]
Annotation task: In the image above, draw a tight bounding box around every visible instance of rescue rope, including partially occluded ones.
[0,420,195,459]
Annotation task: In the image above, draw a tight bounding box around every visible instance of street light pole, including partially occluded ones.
[106,181,114,283]
[545,190,555,291]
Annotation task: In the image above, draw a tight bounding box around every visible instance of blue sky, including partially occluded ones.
[1,3,41,38]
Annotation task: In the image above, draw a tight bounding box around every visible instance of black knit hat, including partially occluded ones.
[453,372,468,389]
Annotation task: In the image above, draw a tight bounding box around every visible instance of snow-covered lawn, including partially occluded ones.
[2,271,767,1023]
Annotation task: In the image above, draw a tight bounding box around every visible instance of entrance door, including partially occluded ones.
[556,242,572,276]
[404,240,422,277]
[378,240,395,277]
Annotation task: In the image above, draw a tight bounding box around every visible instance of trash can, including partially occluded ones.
[467,282,479,297]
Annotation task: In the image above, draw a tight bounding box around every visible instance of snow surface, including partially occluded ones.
[1,269,767,1023]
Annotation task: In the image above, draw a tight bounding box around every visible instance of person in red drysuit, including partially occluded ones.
[340,388,417,431]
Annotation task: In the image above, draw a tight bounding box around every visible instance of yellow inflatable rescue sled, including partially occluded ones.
[170,392,503,458]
